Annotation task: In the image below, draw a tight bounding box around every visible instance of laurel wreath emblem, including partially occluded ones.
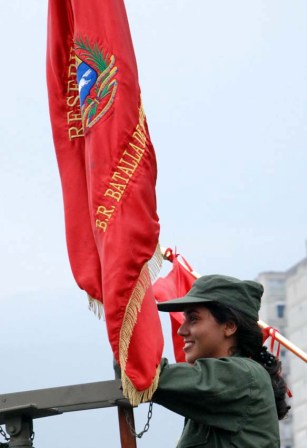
[75,37,118,131]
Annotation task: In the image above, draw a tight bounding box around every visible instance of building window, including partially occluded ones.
[276,303,285,318]
[268,279,284,292]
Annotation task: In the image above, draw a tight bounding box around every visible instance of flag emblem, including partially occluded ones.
[75,37,118,131]
[76,58,98,106]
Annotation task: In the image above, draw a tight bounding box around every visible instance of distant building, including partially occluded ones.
[257,256,307,448]
[286,257,307,448]
[257,271,293,448]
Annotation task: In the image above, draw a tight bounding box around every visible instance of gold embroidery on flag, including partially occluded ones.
[95,104,148,232]
[74,37,118,132]
[82,59,118,130]
[66,47,84,140]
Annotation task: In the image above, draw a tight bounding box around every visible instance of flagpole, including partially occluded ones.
[114,366,137,447]
[117,406,137,448]
[161,248,307,363]
[257,320,307,363]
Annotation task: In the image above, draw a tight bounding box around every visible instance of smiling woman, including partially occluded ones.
[153,275,290,448]
[179,307,237,363]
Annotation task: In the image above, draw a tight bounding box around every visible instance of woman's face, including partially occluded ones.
[178,306,237,364]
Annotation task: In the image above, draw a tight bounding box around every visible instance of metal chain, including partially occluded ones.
[124,402,153,439]
[0,423,34,446]
[0,425,9,447]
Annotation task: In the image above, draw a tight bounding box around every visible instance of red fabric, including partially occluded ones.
[153,249,196,362]
[46,0,163,393]
[262,327,292,397]
[262,326,281,358]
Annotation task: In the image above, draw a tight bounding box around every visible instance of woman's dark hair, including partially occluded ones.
[204,301,290,420]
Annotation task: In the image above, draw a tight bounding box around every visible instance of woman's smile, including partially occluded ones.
[178,306,237,363]
[183,340,195,351]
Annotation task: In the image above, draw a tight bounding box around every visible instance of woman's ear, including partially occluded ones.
[224,320,237,337]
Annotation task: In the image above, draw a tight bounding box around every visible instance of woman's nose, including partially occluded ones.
[178,320,189,336]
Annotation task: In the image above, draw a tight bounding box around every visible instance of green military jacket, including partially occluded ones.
[153,356,280,447]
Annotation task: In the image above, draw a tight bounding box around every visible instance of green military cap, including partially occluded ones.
[157,274,263,320]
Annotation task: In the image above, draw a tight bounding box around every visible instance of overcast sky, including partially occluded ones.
[1,1,307,447]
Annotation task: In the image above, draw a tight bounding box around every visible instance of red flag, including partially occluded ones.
[46,0,163,405]
[153,249,196,362]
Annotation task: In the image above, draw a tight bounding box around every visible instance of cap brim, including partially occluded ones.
[157,296,213,312]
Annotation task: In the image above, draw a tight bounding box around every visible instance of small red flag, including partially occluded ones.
[46,0,163,405]
[153,249,196,362]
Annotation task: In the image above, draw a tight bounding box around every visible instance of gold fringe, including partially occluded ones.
[87,243,163,404]
[121,364,161,407]
[119,263,151,367]
[87,295,105,320]
[119,246,162,405]
[87,245,161,324]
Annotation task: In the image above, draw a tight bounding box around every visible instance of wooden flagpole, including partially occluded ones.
[114,367,137,447]
[161,248,307,363]
[117,406,137,448]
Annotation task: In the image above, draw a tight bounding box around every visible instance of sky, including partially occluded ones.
[1,0,307,446]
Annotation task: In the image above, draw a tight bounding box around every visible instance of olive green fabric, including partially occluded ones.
[157,275,263,320]
[153,357,280,447]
